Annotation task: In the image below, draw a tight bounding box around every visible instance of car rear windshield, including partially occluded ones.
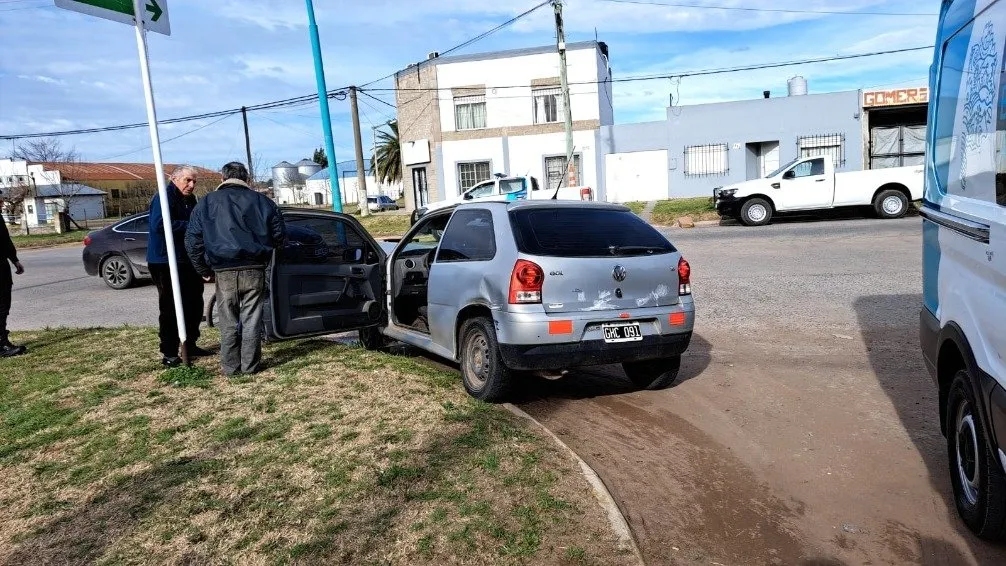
[509,207,677,257]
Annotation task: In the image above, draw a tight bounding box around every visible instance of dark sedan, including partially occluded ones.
[83,212,152,289]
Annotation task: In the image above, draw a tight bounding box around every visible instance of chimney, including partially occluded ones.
[763,90,771,99]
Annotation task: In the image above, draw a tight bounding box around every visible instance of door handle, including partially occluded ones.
[124,237,136,241]
[815,179,826,182]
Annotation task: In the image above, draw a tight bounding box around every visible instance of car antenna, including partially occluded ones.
[551,146,576,200]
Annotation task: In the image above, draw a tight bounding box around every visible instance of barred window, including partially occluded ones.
[544,154,582,189]
[533,86,562,124]
[457,161,491,192]
[454,95,486,130]
[798,133,846,167]
[684,144,729,176]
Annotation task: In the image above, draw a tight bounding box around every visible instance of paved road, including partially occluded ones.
[516,216,1006,565]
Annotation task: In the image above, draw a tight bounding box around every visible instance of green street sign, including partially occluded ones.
[54,0,170,36]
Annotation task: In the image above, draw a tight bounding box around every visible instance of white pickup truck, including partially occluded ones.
[411,174,593,224]
[712,156,924,226]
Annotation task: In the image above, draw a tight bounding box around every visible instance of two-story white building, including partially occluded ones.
[395,41,613,211]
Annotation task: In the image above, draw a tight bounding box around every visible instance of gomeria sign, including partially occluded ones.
[863,87,929,108]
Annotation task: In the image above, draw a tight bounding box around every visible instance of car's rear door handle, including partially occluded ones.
[815,179,826,182]
[124,237,136,241]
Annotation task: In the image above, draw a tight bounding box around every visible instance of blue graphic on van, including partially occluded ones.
[959,20,999,192]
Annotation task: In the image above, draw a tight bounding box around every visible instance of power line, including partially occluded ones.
[361,45,934,93]
[598,0,937,16]
[359,0,553,88]
[359,89,397,110]
[96,114,234,161]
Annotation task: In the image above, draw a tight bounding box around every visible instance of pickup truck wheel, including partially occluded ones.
[874,190,909,219]
[623,356,681,390]
[459,317,512,402]
[740,198,772,226]
[946,370,1006,540]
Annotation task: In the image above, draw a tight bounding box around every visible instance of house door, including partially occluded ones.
[759,142,780,177]
[412,167,429,207]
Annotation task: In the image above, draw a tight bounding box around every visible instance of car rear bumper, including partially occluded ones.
[82,248,100,276]
[499,331,692,370]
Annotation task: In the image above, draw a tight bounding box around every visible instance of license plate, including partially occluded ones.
[601,322,642,343]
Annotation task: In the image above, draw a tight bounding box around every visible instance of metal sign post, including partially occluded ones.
[129,0,188,364]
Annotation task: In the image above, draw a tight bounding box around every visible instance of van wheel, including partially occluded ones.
[740,198,772,226]
[358,326,388,351]
[101,255,134,290]
[459,317,512,402]
[946,370,1006,540]
[874,189,909,219]
[623,356,681,390]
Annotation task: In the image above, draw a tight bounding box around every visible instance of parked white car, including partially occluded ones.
[713,156,924,226]
[411,174,594,224]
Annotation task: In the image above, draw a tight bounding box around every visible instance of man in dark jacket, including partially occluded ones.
[147,166,210,367]
[185,162,285,376]
[0,213,26,357]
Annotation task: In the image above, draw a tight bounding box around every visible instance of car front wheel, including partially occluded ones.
[623,356,681,390]
[459,316,512,402]
[946,369,1006,540]
[740,198,773,226]
[101,255,134,290]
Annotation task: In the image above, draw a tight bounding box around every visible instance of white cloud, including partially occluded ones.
[17,74,65,86]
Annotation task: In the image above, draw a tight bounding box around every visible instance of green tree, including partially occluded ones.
[372,121,401,185]
[312,147,328,168]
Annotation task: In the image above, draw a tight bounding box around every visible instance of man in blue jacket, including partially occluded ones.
[185,162,285,376]
[0,214,26,357]
[147,166,210,367]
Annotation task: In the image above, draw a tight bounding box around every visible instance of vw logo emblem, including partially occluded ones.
[612,265,627,282]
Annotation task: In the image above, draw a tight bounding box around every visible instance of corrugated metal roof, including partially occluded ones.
[33,162,218,182]
[34,183,107,197]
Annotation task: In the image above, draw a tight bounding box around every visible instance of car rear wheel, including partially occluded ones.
[101,255,134,290]
[874,189,909,219]
[459,316,512,402]
[623,356,681,390]
[946,370,1006,540]
[740,198,773,226]
[358,326,388,351]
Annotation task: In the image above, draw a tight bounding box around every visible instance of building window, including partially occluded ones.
[457,161,491,192]
[533,86,562,124]
[454,95,486,130]
[798,133,846,167]
[684,144,729,177]
[544,154,582,189]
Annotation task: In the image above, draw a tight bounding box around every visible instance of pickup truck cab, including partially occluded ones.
[411,174,593,224]
[713,155,924,226]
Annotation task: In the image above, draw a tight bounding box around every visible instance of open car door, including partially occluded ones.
[264,210,387,340]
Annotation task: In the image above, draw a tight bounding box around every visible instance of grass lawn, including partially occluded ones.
[10,231,88,250]
[0,327,632,565]
[624,197,718,226]
[356,213,411,237]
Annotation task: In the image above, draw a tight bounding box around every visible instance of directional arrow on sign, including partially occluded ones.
[54,0,170,36]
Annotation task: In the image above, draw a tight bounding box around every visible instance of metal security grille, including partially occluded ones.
[533,87,562,124]
[798,133,846,167]
[457,161,491,192]
[683,144,729,176]
[544,154,582,189]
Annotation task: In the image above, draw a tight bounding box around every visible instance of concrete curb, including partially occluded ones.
[503,403,646,566]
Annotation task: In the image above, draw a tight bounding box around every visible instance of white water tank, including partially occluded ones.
[295,159,322,180]
[271,161,299,187]
[788,75,808,96]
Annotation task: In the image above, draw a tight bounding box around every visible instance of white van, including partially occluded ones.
[921,0,1006,541]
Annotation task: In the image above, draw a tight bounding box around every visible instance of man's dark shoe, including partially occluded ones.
[0,343,26,357]
[187,345,214,357]
[162,356,182,367]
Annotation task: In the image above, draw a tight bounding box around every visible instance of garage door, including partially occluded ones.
[871,125,926,168]
[604,150,669,203]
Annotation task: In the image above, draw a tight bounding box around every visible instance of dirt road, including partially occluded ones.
[517,217,1006,565]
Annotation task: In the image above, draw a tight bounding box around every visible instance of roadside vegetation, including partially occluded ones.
[0,327,632,565]
[10,230,88,249]
[625,197,718,225]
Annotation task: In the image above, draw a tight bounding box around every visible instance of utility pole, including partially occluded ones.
[349,86,370,217]
[553,0,575,187]
[305,0,343,212]
[241,106,254,183]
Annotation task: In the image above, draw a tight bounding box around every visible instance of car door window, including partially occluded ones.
[436,209,497,262]
[466,181,496,200]
[281,216,376,265]
[791,159,825,179]
[400,213,452,256]
[116,215,149,233]
[499,178,526,195]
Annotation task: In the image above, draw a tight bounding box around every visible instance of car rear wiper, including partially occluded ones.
[607,245,667,255]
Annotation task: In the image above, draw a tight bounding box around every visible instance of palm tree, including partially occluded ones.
[372,121,401,185]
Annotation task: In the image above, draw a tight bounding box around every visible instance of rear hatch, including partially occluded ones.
[509,205,681,314]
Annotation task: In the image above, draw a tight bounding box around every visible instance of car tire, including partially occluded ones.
[946,369,1006,540]
[100,255,134,290]
[740,198,773,226]
[458,316,512,402]
[874,189,909,219]
[623,356,681,390]
[358,326,388,351]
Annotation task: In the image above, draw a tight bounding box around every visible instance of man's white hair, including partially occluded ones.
[169,165,198,182]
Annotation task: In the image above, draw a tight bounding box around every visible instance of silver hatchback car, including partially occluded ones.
[263,200,694,401]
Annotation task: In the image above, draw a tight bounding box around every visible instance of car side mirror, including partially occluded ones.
[782,170,796,180]
[463,192,474,200]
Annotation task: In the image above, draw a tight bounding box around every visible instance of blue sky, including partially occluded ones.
[0,0,938,177]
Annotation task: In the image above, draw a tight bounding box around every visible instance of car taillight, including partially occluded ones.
[678,256,691,296]
[83,235,92,246]
[509,259,544,304]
